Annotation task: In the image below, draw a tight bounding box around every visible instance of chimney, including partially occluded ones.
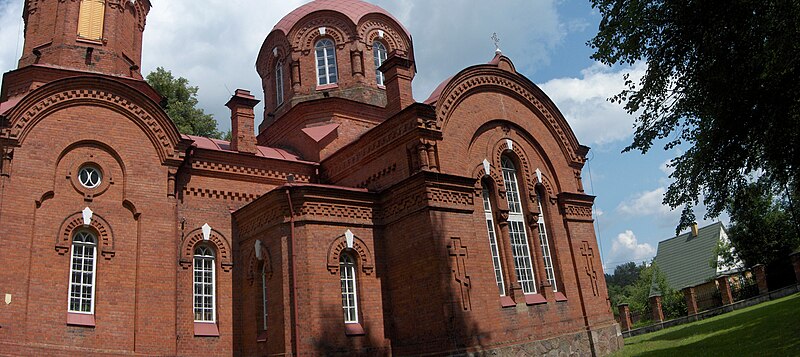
[226,89,261,154]
[691,222,699,237]
[378,49,415,115]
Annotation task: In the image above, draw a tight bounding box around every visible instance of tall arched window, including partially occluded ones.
[373,41,388,85]
[261,263,268,331]
[501,156,537,294]
[482,183,506,295]
[77,0,105,41]
[315,39,338,86]
[68,230,97,313]
[275,61,284,105]
[193,246,215,323]
[339,254,358,323]
[537,191,558,291]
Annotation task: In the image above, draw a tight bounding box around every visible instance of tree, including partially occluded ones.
[717,181,800,267]
[146,67,222,139]
[605,261,644,287]
[588,0,800,232]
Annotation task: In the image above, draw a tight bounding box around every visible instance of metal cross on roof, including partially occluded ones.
[491,32,501,52]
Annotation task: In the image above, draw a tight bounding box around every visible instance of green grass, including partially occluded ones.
[613,293,800,356]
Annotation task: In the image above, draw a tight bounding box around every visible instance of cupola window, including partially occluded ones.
[77,0,106,41]
[373,41,388,85]
[315,39,338,86]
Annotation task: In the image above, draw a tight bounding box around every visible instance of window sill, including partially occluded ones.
[554,291,568,302]
[256,331,268,342]
[316,83,339,91]
[344,323,365,336]
[76,37,104,46]
[67,312,95,327]
[500,295,516,308]
[194,322,220,337]
[524,293,547,305]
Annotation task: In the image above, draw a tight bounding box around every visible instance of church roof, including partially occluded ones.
[183,134,313,163]
[272,0,410,38]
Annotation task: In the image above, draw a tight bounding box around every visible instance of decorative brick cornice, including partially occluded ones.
[189,158,312,184]
[292,15,353,53]
[380,171,475,224]
[183,186,261,203]
[557,192,595,222]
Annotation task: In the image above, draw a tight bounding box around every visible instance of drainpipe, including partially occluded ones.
[285,185,300,356]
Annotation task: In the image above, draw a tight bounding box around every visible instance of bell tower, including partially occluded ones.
[19,0,151,79]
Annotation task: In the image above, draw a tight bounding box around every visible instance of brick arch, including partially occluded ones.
[55,211,115,259]
[435,65,586,167]
[3,76,182,164]
[257,33,292,80]
[246,241,273,286]
[326,233,374,275]
[179,227,233,272]
[471,161,504,196]
[493,138,536,196]
[359,15,409,53]
[291,13,354,53]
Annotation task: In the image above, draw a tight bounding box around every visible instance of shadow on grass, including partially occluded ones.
[620,293,800,357]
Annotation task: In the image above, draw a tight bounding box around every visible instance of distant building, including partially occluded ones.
[650,222,743,297]
[0,0,621,355]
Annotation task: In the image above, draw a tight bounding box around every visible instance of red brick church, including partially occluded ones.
[0,0,621,355]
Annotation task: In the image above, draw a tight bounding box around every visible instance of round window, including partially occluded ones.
[78,165,102,189]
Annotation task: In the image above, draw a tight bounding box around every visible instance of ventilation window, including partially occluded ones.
[78,165,102,189]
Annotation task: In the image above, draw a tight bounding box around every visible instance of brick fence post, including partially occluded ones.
[649,295,664,322]
[618,304,632,331]
[716,275,734,305]
[791,252,800,284]
[683,286,698,316]
[752,264,769,295]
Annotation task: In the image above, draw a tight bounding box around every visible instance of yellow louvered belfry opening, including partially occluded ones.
[77,0,106,41]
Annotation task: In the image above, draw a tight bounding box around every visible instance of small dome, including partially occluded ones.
[272,0,410,38]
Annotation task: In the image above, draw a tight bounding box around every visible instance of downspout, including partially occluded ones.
[285,185,300,357]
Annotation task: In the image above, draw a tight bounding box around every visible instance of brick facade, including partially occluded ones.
[0,0,621,355]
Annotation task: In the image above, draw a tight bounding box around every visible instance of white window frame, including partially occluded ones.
[501,157,538,294]
[339,254,359,323]
[275,61,284,106]
[315,38,338,86]
[78,165,102,189]
[261,263,268,331]
[537,192,558,291]
[68,230,97,314]
[373,41,388,86]
[482,184,506,295]
[193,246,216,323]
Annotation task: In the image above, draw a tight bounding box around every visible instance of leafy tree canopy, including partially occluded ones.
[146,67,222,139]
[589,0,800,232]
[718,181,800,267]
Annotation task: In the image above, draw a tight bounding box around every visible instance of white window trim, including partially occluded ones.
[502,157,538,294]
[275,62,284,106]
[78,165,102,189]
[482,185,506,296]
[315,39,338,86]
[340,254,359,323]
[193,246,216,323]
[537,193,557,292]
[68,231,97,314]
[373,41,387,86]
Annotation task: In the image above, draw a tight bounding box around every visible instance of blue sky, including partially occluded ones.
[0,0,726,272]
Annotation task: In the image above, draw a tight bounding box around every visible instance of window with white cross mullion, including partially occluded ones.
[501,157,537,294]
[537,193,558,291]
[68,231,97,314]
[482,185,506,295]
[193,246,216,323]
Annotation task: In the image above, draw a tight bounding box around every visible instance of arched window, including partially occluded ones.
[315,39,338,86]
[373,41,388,86]
[68,231,97,313]
[339,254,358,323]
[537,191,558,291]
[77,0,106,41]
[275,61,284,105]
[482,183,505,295]
[193,246,215,323]
[261,263,268,331]
[501,156,537,294]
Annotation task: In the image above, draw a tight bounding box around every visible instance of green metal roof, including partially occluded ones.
[652,222,726,293]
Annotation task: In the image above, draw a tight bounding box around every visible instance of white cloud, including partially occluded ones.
[539,62,646,146]
[609,230,656,265]
[616,186,679,219]
[0,2,24,76]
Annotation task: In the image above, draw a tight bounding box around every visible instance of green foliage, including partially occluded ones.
[146,67,222,139]
[620,262,686,322]
[722,182,800,267]
[588,0,800,232]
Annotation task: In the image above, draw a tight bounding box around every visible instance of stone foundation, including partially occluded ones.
[466,323,623,357]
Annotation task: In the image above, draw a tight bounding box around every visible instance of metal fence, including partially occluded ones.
[731,275,759,302]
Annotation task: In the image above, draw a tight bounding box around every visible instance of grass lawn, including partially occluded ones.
[613,292,800,356]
